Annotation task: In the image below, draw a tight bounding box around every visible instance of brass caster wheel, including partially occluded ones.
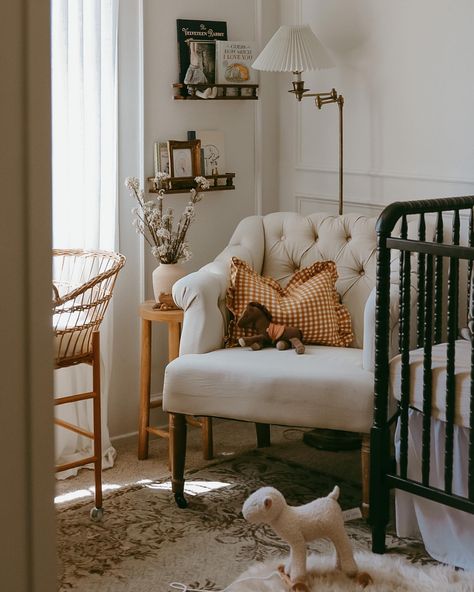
[90,507,104,522]
[174,493,188,509]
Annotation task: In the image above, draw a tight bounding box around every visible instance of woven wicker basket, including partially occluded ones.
[53,249,125,367]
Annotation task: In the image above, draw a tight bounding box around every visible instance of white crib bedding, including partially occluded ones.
[390,339,472,429]
[395,409,474,570]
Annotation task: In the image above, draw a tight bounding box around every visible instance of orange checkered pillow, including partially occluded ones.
[225,257,353,347]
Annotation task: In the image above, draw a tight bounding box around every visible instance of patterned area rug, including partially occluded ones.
[57,450,433,591]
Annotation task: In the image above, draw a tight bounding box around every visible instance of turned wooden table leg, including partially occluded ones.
[138,318,152,460]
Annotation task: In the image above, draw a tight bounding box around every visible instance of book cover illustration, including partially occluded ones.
[215,41,259,85]
[177,20,227,90]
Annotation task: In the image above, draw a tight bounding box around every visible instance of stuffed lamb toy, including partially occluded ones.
[242,486,371,591]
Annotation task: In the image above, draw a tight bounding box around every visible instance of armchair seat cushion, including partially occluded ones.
[163,346,374,433]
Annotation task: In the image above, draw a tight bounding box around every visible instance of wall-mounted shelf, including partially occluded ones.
[172,83,258,100]
[148,173,235,195]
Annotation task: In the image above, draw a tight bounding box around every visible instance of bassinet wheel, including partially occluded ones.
[174,493,188,509]
[90,507,104,522]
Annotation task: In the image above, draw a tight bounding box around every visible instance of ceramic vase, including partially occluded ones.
[152,262,186,303]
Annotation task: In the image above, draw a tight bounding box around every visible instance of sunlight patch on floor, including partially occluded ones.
[55,489,93,504]
[55,482,122,504]
[145,480,232,496]
[55,479,232,504]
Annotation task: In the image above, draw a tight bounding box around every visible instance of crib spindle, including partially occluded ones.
[469,209,474,501]
[399,221,412,480]
[444,210,460,494]
[467,209,474,323]
[470,337,474,501]
[421,253,434,486]
[417,214,426,349]
[434,212,444,345]
[399,215,408,355]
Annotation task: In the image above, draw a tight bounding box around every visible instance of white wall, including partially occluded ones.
[110,0,279,438]
[278,0,474,217]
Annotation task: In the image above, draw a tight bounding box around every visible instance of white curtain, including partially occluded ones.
[51,0,119,477]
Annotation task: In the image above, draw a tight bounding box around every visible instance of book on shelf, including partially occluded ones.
[215,41,259,95]
[176,20,228,94]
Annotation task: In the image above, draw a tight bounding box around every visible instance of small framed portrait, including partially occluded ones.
[168,139,202,185]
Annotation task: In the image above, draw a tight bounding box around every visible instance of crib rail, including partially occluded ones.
[371,195,474,554]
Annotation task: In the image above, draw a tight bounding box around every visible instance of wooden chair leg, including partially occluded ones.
[361,433,370,519]
[255,423,271,447]
[201,417,213,460]
[169,412,188,508]
[91,331,103,520]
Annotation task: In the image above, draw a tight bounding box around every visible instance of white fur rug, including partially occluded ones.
[228,552,474,592]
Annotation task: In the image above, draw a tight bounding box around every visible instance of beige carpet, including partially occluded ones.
[55,420,436,591]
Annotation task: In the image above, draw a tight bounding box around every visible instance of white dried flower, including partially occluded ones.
[156,228,171,239]
[125,174,202,264]
[195,176,210,190]
[125,176,140,190]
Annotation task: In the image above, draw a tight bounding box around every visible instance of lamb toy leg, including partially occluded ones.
[242,485,372,590]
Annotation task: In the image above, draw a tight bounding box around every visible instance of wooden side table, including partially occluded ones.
[138,301,213,461]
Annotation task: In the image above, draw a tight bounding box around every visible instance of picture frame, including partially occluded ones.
[168,139,202,186]
[153,141,170,176]
[196,130,226,177]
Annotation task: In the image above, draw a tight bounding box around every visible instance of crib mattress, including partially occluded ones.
[390,339,472,428]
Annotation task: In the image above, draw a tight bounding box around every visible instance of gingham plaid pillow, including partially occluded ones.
[225,257,353,348]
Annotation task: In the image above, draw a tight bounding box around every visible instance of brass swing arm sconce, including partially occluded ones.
[289,74,345,216]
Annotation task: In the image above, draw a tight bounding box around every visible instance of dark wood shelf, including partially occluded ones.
[148,173,235,195]
[172,83,258,100]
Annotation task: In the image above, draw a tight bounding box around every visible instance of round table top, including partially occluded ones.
[138,300,184,322]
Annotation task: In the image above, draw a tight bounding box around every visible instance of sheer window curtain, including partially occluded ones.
[52,0,119,477]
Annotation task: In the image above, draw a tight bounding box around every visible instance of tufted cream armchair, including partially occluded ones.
[163,211,385,511]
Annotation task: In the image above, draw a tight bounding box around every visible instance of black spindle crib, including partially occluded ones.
[370,196,474,555]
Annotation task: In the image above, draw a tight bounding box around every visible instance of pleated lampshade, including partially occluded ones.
[252,24,334,72]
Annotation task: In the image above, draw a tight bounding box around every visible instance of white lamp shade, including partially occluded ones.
[252,24,334,72]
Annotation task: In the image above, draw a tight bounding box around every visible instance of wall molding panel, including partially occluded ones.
[296,193,384,217]
[295,163,474,187]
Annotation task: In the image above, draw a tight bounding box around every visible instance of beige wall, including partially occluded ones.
[278,0,474,216]
[0,1,56,589]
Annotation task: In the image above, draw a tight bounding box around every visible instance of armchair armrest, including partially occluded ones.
[174,215,265,355]
[172,268,227,355]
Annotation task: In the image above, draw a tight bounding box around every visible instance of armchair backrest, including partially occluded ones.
[220,212,377,348]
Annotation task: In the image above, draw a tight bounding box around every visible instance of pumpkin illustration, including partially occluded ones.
[225,63,249,82]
